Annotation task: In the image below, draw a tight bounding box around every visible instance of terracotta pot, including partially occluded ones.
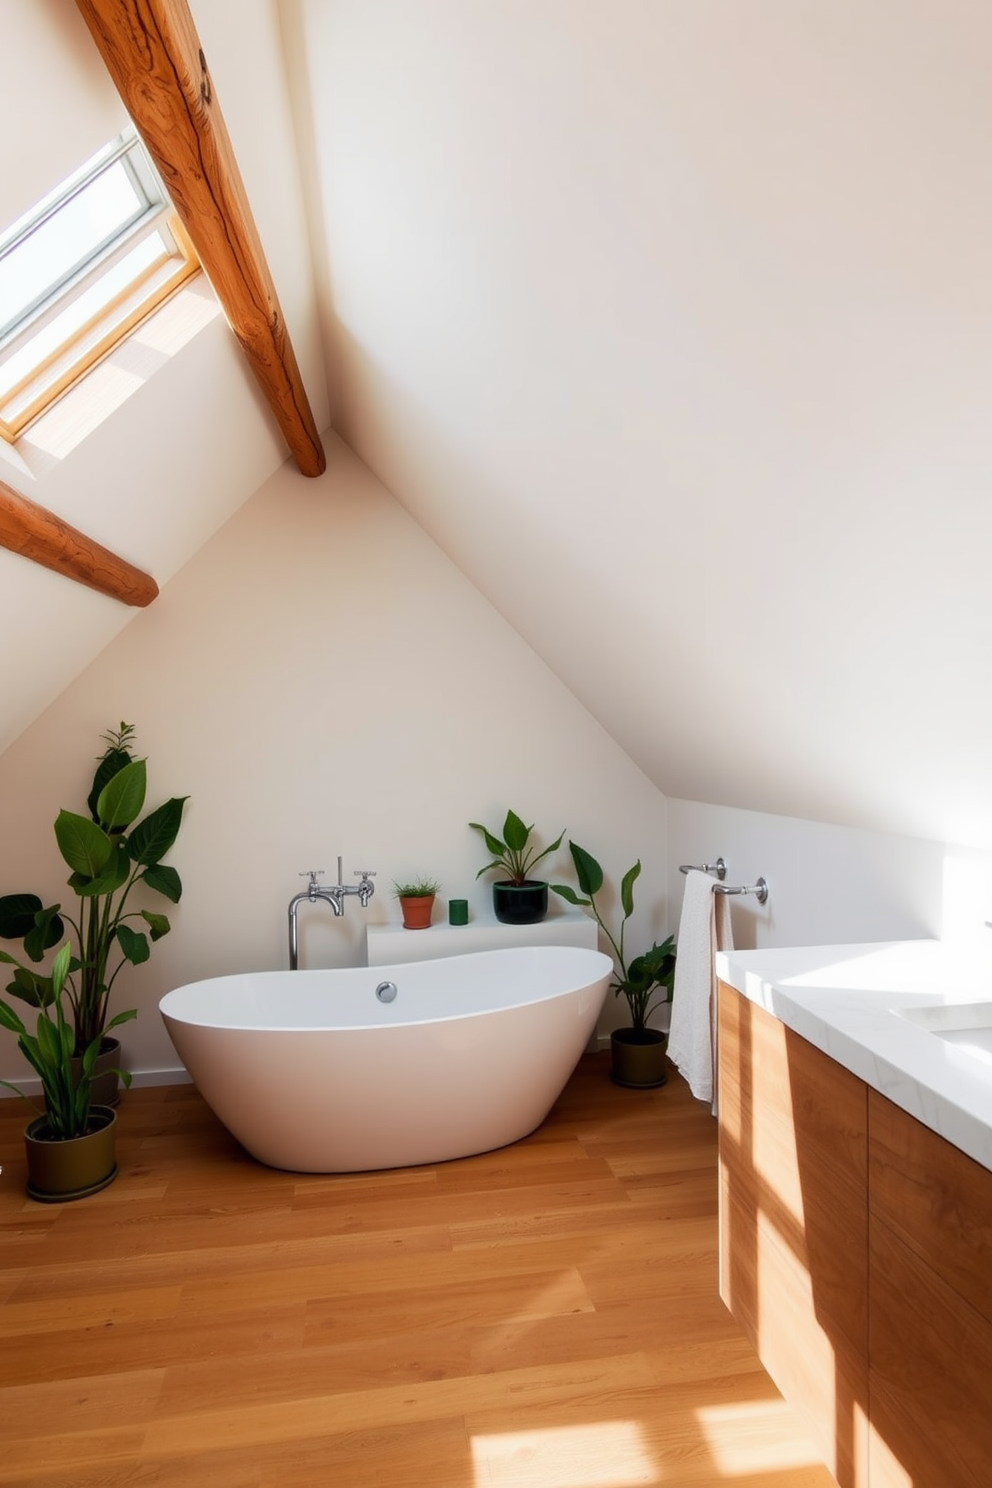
[24,1106,118,1202]
[492,880,548,925]
[399,894,436,929]
[610,1027,668,1089]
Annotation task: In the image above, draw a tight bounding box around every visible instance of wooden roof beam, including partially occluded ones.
[0,479,158,607]
[75,0,326,478]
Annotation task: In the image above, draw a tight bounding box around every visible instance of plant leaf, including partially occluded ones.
[4,966,53,1008]
[50,941,72,997]
[36,1012,60,1066]
[23,905,64,961]
[469,823,506,858]
[116,923,150,965]
[568,842,603,897]
[141,864,182,903]
[96,758,146,830]
[0,893,44,940]
[106,1007,137,1032]
[550,884,590,907]
[0,1000,27,1035]
[127,797,187,867]
[620,861,641,920]
[70,841,130,898]
[54,810,113,877]
[87,745,133,821]
[141,910,171,941]
[502,810,530,853]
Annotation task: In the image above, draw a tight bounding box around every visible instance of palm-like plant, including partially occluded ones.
[553,842,676,1036]
[0,722,187,1054]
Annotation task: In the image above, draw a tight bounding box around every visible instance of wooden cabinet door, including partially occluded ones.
[868,1091,992,1488]
[718,982,870,1488]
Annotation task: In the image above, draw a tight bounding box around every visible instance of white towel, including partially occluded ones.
[667,870,734,1109]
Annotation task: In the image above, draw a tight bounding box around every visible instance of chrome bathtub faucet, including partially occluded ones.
[288,859,376,970]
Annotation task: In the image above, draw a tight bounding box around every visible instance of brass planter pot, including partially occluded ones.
[610,1028,668,1089]
[24,1106,118,1202]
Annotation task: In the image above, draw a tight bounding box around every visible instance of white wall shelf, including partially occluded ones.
[366,903,598,966]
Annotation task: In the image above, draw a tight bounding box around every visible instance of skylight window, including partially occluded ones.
[0,128,200,443]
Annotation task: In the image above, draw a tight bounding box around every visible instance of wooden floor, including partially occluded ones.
[0,1054,836,1488]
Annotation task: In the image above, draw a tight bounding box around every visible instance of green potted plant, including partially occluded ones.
[393,877,441,930]
[553,842,676,1088]
[0,721,187,1105]
[469,809,565,924]
[0,940,133,1200]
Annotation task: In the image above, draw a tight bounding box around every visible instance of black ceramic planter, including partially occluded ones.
[492,880,548,925]
[610,1027,668,1088]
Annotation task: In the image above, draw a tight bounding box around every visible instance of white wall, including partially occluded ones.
[666,797,951,954]
[0,436,670,1086]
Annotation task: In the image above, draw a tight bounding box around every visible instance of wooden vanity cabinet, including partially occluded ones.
[719,978,992,1488]
[717,981,870,1488]
[867,1090,992,1488]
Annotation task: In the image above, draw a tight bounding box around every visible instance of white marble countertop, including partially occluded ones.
[716,939,992,1174]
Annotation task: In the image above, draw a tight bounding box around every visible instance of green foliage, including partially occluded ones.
[469,809,565,886]
[552,842,676,1034]
[0,942,134,1138]
[392,878,441,898]
[0,723,187,1056]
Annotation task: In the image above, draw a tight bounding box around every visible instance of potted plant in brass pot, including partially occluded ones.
[469,809,565,925]
[0,941,133,1200]
[0,722,187,1106]
[553,842,676,1088]
[393,877,441,930]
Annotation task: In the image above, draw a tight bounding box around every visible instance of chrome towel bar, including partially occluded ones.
[715,877,769,905]
[678,858,726,880]
[679,857,768,904]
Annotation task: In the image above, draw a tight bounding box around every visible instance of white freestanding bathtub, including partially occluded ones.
[160,945,612,1172]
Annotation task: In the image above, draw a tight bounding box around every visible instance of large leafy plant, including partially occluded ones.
[0,941,133,1138]
[469,809,564,885]
[0,722,187,1054]
[553,842,676,1036]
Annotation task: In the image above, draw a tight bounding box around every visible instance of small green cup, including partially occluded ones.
[448,898,469,926]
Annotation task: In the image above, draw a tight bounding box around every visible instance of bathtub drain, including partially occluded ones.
[375,980,398,1003]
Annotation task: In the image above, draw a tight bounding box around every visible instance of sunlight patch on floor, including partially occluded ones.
[471,1421,657,1486]
[695,1399,822,1475]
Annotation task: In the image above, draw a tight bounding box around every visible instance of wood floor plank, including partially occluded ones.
[141,1353,657,1455]
[0,1304,306,1389]
[0,1285,181,1338]
[0,1054,838,1487]
[3,1367,165,1439]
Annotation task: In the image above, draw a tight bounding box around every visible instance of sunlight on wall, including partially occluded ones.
[16,282,221,469]
[695,1400,822,1476]
[942,850,992,955]
[471,1421,655,1486]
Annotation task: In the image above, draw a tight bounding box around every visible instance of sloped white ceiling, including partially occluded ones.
[3,1,990,854]
[0,0,327,756]
[288,0,992,849]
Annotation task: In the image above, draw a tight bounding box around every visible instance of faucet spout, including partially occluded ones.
[288,863,376,969]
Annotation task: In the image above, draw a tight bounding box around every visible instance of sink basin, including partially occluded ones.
[894,1002,992,1067]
